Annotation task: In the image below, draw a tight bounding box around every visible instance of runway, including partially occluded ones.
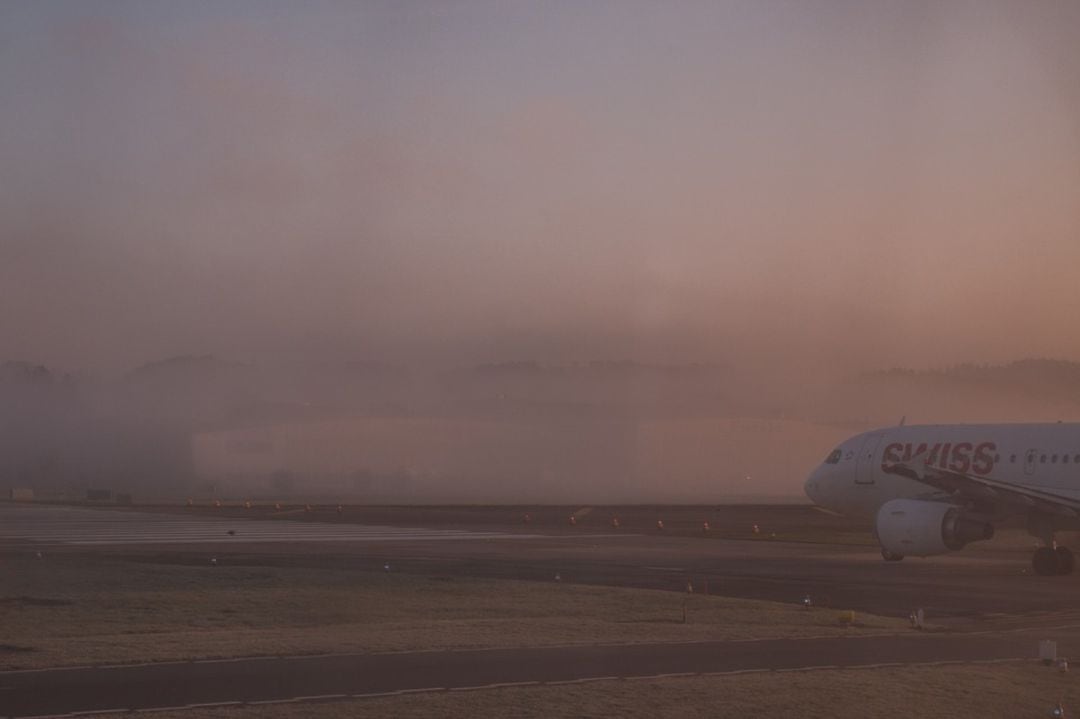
[2,629,1073,717]
[3,503,1077,620]
[0,504,551,546]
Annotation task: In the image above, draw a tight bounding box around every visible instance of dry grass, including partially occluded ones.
[0,554,906,670]
[85,662,1075,719]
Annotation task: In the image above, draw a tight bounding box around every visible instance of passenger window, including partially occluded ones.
[824,449,842,465]
[1009,454,1016,463]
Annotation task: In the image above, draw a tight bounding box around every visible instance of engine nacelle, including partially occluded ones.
[876,499,994,557]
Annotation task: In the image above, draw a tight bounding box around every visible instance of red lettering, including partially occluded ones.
[949,443,972,473]
[972,442,996,475]
[905,443,929,464]
[886,440,990,474]
[881,443,903,470]
[925,443,942,467]
[939,443,952,469]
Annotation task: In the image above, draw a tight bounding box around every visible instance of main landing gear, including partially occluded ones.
[881,548,904,562]
[1033,545,1074,576]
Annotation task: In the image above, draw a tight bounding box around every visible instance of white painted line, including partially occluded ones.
[33,710,129,718]
[291,694,348,702]
[135,706,191,713]
[246,698,301,706]
[0,632,932,677]
[3,655,288,676]
[546,676,621,685]
[699,669,772,677]
[190,656,277,665]
[642,672,697,679]
[96,662,173,670]
[183,701,242,709]
[394,687,448,695]
[448,681,546,692]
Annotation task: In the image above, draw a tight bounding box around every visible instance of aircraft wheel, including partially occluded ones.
[1056,547,1074,575]
[1033,546,1059,576]
[881,549,904,562]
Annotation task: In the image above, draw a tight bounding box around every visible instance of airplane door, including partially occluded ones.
[1024,449,1038,476]
[855,433,884,485]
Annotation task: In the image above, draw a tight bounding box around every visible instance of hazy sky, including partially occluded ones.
[1,1,1078,374]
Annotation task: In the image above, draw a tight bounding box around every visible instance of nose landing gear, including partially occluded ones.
[1033,546,1074,576]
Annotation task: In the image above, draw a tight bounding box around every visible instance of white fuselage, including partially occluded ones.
[804,423,1080,519]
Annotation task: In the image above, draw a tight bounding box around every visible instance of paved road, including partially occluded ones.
[2,629,1072,717]
[4,504,1079,715]
[0,503,558,546]
[85,531,1075,621]
[7,503,1080,630]
[4,504,1077,621]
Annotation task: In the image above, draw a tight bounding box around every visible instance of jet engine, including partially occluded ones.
[875,499,994,557]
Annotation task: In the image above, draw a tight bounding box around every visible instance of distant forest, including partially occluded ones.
[3,356,1080,499]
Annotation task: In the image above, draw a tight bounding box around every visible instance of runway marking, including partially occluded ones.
[448,681,542,692]
[0,630,988,677]
[188,656,280,665]
[136,706,191,713]
[245,697,302,705]
[4,658,1040,717]
[700,668,771,677]
[0,504,586,547]
[545,675,621,685]
[41,710,125,717]
[135,706,193,713]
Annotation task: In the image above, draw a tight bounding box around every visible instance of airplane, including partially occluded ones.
[804,423,1080,576]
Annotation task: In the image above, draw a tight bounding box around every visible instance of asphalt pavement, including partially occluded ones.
[3,629,1074,717]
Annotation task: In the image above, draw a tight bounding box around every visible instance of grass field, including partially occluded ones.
[0,554,907,670]
[83,662,1075,719]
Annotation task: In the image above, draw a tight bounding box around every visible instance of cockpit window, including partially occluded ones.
[824,448,842,464]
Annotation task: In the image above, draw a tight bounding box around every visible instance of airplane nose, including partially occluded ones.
[804,469,823,504]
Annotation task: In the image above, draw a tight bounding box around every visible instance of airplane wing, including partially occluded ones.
[885,462,1080,518]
